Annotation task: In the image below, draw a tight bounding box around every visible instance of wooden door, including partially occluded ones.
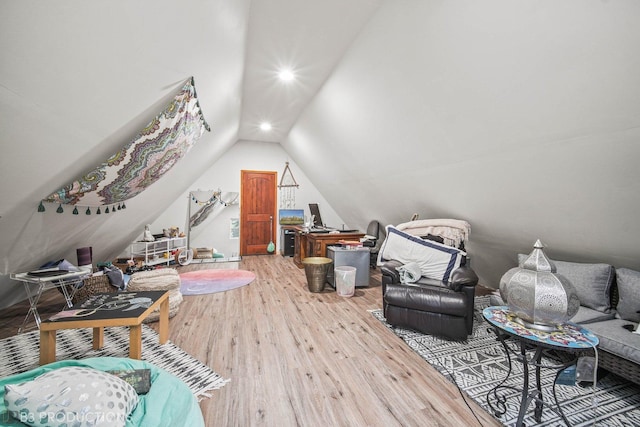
[240,170,277,256]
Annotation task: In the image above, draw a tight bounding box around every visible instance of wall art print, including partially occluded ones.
[42,77,210,211]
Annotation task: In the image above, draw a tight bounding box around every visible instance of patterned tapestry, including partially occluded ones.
[189,190,239,229]
[41,77,210,213]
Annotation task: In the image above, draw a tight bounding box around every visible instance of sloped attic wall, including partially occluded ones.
[147,140,347,258]
[282,0,640,288]
[0,0,250,309]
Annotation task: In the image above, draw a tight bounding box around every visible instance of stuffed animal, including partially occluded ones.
[143,224,154,242]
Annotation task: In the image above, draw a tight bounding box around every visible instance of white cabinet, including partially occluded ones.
[130,237,188,266]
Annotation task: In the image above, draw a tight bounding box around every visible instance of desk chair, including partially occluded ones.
[362,220,385,268]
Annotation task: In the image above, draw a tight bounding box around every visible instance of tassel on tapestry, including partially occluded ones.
[38,77,210,215]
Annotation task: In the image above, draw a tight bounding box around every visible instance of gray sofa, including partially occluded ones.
[491,257,640,386]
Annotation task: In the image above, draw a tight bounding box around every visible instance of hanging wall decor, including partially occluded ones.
[40,77,210,213]
[278,161,299,209]
[188,189,239,229]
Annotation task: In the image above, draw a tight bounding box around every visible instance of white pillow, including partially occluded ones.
[379,225,466,282]
[4,366,139,427]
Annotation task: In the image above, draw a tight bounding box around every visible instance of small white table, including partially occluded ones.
[10,269,91,333]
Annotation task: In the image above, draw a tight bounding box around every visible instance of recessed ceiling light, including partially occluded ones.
[260,122,272,131]
[278,69,295,82]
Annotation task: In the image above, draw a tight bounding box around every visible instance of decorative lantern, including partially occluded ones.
[499,240,580,331]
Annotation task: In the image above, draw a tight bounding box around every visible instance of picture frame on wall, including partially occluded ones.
[278,209,304,225]
[230,218,239,239]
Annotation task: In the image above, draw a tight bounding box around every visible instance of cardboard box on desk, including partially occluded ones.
[337,240,364,249]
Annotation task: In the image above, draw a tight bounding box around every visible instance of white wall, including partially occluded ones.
[282,0,640,287]
[0,0,249,308]
[149,140,346,257]
[3,0,640,311]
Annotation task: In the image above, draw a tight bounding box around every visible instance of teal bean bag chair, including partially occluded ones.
[0,357,204,427]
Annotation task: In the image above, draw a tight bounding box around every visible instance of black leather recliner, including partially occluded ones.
[381,260,479,340]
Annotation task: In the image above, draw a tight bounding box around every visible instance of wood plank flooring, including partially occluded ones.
[0,255,499,427]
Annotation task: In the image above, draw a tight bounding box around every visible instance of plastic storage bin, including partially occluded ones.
[335,266,356,297]
[326,246,370,287]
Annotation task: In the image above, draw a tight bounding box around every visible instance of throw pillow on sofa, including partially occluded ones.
[518,254,614,313]
[615,268,640,324]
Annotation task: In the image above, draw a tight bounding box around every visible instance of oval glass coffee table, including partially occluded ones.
[483,306,599,427]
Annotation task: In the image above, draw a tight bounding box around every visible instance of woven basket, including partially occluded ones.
[72,275,117,305]
[127,268,182,322]
[599,349,640,386]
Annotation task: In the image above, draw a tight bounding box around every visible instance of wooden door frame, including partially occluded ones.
[239,170,277,256]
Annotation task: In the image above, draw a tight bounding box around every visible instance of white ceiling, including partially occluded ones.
[238,0,382,143]
[3,0,640,308]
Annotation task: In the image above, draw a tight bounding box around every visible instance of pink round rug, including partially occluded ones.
[179,269,256,295]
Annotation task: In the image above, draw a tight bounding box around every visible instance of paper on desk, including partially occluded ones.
[48,310,85,321]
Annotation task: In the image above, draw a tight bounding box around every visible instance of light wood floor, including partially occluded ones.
[1,255,500,427]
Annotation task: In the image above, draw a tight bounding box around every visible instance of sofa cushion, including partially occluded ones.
[572,305,616,324]
[585,318,640,365]
[518,254,614,313]
[380,226,465,282]
[615,268,640,323]
[489,292,505,307]
[489,290,615,324]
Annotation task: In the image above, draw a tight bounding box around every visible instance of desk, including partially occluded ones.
[483,306,599,427]
[39,291,169,365]
[10,270,91,333]
[291,226,365,268]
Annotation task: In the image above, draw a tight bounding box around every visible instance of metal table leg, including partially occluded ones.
[18,282,45,333]
[487,329,519,418]
[515,345,544,426]
[17,277,81,334]
[487,327,576,427]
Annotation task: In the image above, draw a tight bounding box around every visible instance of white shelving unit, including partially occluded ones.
[130,237,189,266]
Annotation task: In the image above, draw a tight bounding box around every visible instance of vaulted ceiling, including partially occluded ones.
[2,0,640,310]
[238,0,381,142]
[0,0,382,307]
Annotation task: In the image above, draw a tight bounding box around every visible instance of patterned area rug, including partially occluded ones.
[180,269,256,295]
[371,296,640,426]
[0,325,228,401]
